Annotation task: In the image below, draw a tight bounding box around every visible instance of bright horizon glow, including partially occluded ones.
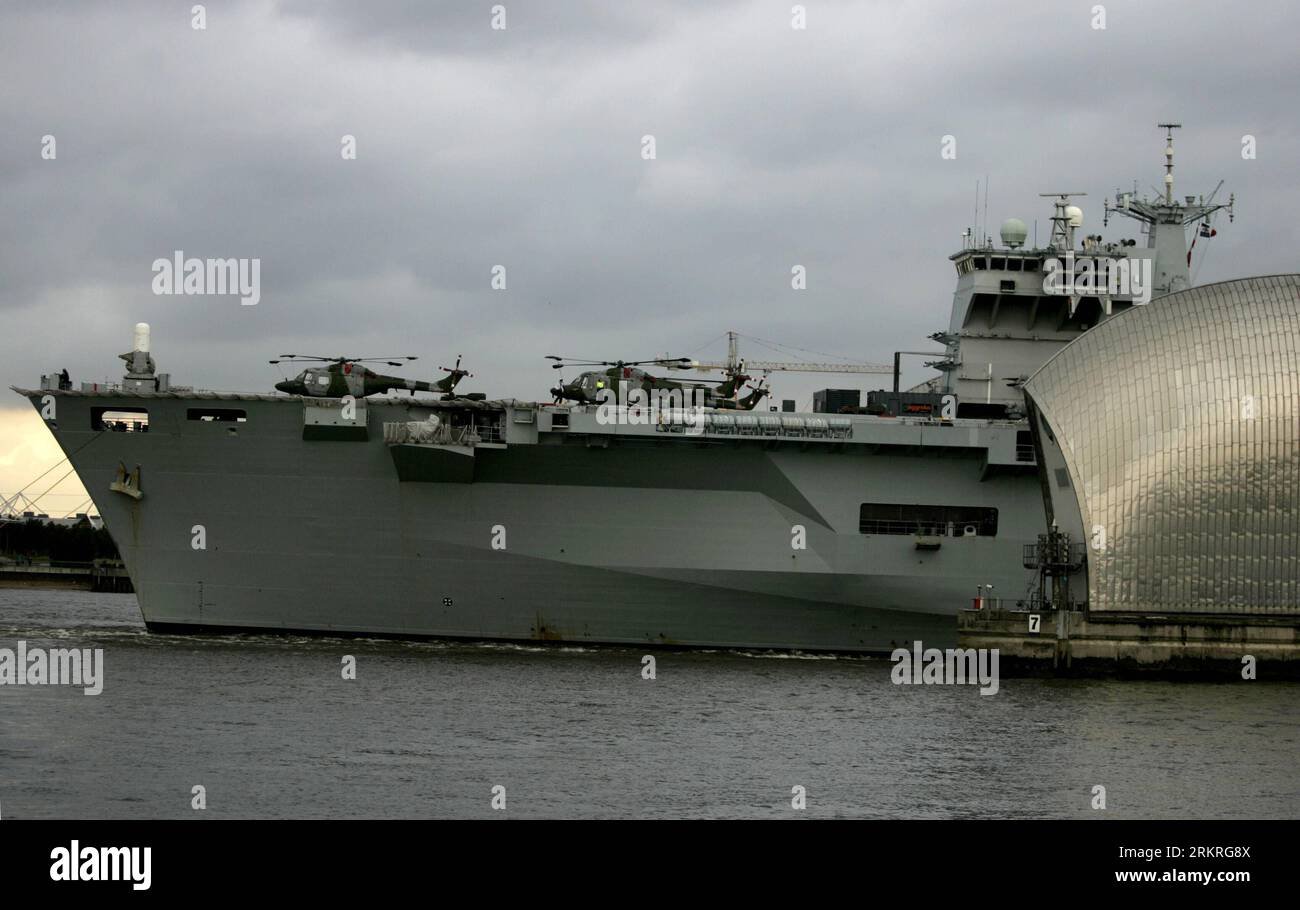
[0,407,93,517]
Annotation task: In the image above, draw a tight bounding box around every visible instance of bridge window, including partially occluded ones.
[1016,430,1035,463]
[859,503,998,537]
[91,407,149,432]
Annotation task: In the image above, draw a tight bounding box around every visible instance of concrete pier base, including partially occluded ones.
[958,609,1300,679]
[0,562,134,592]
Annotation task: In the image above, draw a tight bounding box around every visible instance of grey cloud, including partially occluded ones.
[280,0,736,57]
[1,0,1298,408]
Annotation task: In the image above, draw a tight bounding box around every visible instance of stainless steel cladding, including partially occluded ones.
[1024,275,1300,615]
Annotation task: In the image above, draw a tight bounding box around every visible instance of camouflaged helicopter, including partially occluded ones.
[546,356,768,410]
[272,354,482,400]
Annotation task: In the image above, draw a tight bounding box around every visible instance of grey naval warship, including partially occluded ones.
[15,128,1235,652]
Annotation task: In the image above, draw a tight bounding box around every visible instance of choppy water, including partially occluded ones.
[0,587,1296,819]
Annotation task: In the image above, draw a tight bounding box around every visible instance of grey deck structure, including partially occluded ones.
[14,386,1044,652]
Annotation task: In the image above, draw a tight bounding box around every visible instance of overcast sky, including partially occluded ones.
[2,0,1297,512]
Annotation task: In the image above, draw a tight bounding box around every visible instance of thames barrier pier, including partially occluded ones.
[959,609,1300,677]
[960,275,1300,677]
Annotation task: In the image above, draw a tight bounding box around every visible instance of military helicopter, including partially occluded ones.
[711,358,770,409]
[271,355,481,399]
[546,356,767,410]
[705,356,770,410]
[730,374,770,411]
[433,354,474,399]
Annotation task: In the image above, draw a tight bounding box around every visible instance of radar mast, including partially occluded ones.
[1103,123,1234,296]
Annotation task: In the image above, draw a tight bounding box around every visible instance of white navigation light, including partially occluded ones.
[134,322,151,353]
[999,218,1028,249]
[1065,205,1084,228]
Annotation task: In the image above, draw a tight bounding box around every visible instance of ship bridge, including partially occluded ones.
[935,127,1234,419]
[943,237,1153,412]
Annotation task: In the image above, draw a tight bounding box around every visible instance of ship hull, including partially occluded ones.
[25,392,1044,652]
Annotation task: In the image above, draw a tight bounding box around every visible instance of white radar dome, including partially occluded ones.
[133,322,151,353]
[999,218,1028,248]
[1065,205,1084,228]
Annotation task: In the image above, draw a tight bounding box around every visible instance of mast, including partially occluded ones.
[1104,123,1234,296]
[1160,122,1178,203]
[1039,192,1088,250]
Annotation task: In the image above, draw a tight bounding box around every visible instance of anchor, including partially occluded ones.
[109,462,143,500]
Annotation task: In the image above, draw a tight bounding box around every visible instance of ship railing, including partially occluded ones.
[652,408,709,433]
[475,422,504,444]
[99,417,149,432]
[1022,542,1086,572]
[658,412,851,440]
[383,421,496,447]
[862,520,985,537]
[970,597,1080,615]
[71,381,125,394]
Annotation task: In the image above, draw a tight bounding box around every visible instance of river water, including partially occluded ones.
[1,588,1296,818]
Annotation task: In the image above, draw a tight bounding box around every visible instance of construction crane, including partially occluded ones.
[665,331,894,377]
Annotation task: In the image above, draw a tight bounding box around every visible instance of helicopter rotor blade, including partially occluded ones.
[547,355,692,368]
[624,357,694,367]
